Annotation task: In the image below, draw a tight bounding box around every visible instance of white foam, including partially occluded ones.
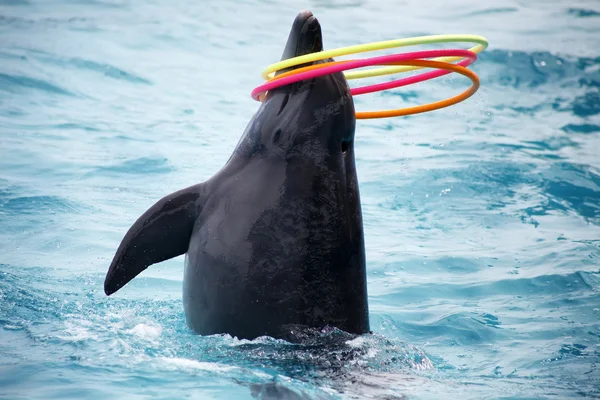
[160,357,235,373]
[346,336,368,348]
[126,323,162,339]
[58,319,98,342]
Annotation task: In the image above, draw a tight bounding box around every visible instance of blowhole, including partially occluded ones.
[341,140,349,154]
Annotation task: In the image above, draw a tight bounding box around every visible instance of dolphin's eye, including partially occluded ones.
[273,129,282,143]
[341,140,349,154]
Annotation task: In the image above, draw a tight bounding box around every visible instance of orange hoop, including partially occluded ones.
[260,59,480,119]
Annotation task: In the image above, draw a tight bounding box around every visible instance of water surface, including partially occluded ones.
[1,0,599,398]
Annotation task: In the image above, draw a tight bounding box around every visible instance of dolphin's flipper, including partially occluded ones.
[104,184,204,296]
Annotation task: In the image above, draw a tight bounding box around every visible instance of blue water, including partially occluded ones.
[1,0,599,398]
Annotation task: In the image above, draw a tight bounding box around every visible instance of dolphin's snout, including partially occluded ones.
[279,10,324,73]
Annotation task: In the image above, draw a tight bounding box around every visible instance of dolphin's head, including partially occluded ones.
[241,10,356,163]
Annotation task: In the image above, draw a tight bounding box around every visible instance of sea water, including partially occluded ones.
[1,0,599,399]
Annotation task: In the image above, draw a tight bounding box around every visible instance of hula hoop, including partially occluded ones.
[267,49,477,97]
[261,34,488,80]
[354,60,479,119]
[251,57,479,119]
[251,49,476,101]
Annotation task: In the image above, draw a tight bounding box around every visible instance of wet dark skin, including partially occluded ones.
[104,10,370,340]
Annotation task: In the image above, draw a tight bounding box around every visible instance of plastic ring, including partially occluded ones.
[261,34,488,80]
[251,56,479,119]
[354,60,480,119]
[251,49,475,101]
[269,49,477,97]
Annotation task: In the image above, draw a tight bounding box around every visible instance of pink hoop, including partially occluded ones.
[251,49,477,101]
[351,53,475,96]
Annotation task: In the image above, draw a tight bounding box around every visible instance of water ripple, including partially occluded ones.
[561,123,600,134]
[567,8,600,18]
[0,72,73,96]
[479,49,599,89]
[89,157,173,176]
[0,195,76,215]
[8,48,153,85]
